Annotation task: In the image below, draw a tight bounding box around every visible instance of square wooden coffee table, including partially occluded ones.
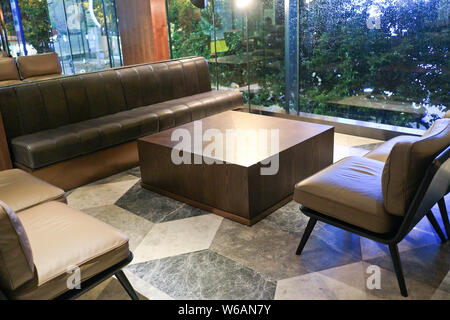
[138,111,334,225]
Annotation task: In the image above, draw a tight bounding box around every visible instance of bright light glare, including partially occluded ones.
[236,0,252,9]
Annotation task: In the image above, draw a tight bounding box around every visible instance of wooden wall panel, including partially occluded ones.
[0,112,12,171]
[116,0,170,65]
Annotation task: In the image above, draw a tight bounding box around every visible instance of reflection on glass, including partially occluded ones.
[299,0,449,128]
[2,0,122,74]
[168,0,286,111]
[168,0,449,129]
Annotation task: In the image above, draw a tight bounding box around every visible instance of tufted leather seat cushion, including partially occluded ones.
[0,169,65,212]
[294,156,400,234]
[0,80,22,86]
[11,90,241,169]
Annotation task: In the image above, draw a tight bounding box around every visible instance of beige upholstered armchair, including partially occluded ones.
[0,169,138,300]
[16,52,63,82]
[294,118,450,297]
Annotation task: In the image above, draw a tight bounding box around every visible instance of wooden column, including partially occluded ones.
[116,0,170,65]
[0,113,12,171]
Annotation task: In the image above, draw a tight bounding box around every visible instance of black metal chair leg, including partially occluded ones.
[388,244,408,297]
[296,218,317,256]
[438,198,450,238]
[426,211,447,243]
[115,270,140,300]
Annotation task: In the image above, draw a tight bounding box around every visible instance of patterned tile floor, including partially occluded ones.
[72,133,450,300]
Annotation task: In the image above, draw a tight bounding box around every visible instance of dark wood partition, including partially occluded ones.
[116,0,170,65]
[0,113,12,171]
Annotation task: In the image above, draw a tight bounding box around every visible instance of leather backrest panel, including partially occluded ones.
[16,52,62,79]
[38,81,70,129]
[0,58,20,81]
[80,72,110,118]
[0,201,34,291]
[98,70,128,113]
[15,85,49,135]
[382,119,450,216]
[60,77,91,123]
[0,57,211,140]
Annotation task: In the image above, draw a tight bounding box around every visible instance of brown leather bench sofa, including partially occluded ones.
[0,57,243,190]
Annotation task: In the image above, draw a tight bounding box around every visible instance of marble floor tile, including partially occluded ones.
[261,205,362,260]
[319,261,442,300]
[127,166,142,178]
[430,289,450,300]
[412,212,446,237]
[435,270,450,293]
[116,182,209,223]
[82,205,154,251]
[77,278,114,300]
[123,270,173,300]
[127,250,276,300]
[275,271,368,300]
[211,219,360,281]
[67,179,139,210]
[94,277,148,300]
[211,219,309,280]
[333,133,382,162]
[131,214,223,264]
[360,224,440,260]
[365,244,450,290]
[262,201,311,235]
[334,133,382,147]
[89,172,139,186]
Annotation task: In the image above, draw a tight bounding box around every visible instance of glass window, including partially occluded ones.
[1,0,122,74]
[299,0,449,129]
[167,0,449,129]
[167,0,287,111]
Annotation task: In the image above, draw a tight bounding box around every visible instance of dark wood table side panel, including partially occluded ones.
[139,140,251,217]
[247,128,334,216]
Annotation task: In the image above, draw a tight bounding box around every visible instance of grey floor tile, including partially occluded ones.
[126,249,276,300]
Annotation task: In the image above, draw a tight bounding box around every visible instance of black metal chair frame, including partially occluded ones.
[296,146,450,297]
[0,252,139,300]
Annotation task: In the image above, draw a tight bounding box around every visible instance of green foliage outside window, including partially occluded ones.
[18,0,52,53]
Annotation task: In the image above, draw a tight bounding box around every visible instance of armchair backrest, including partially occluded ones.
[0,57,19,82]
[395,146,450,241]
[16,52,62,80]
[0,201,34,291]
[382,118,450,216]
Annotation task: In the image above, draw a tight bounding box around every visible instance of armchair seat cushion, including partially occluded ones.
[11,90,241,169]
[365,135,421,163]
[0,169,65,212]
[0,80,22,86]
[11,201,129,300]
[23,73,63,82]
[294,156,400,234]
